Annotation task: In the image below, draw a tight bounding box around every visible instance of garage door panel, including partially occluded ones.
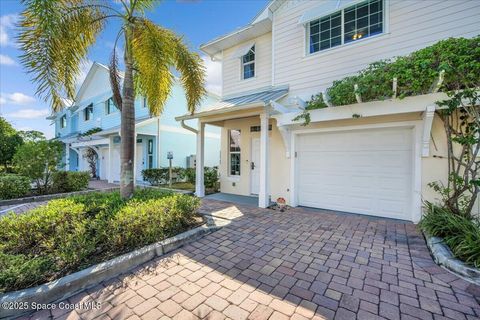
[297,127,413,220]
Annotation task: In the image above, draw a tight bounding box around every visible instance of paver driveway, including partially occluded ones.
[27,199,480,320]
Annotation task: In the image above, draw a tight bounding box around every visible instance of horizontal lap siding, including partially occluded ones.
[222,33,272,97]
[273,0,480,99]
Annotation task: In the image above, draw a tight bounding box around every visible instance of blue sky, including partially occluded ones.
[0,0,268,138]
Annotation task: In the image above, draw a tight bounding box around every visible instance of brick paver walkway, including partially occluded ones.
[25,199,480,320]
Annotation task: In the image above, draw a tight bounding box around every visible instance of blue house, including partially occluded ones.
[48,62,220,183]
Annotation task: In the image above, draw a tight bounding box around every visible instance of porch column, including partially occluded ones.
[108,136,114,183]
[195,121,205,197]
[65,145,70,171]
[259,111,270,208]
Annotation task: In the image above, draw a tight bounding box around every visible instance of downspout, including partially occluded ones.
[181,120,198,134]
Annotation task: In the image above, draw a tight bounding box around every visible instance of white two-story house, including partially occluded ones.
[49,62,220,183]
[176,0,480,222]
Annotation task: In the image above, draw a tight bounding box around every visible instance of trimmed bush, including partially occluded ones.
[142,167,186,186]
[420,203,480,268]
[52,171,90,193]
[180,167,219,191]
[108,195,200,251]
[0,189,198,293]
[0,174,31,199]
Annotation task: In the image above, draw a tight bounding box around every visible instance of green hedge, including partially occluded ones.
[420,203,480,268]
[52,171,90,193]
[0,189,198,293]
[0,174,31,200]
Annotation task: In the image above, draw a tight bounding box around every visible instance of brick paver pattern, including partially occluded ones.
[25,199,480,320]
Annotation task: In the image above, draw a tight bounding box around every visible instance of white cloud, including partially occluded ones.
[0,92,36,105]
[0,54,16,65]
[0,14,18,47]
[202,55,222,96]
[5,108,49,119]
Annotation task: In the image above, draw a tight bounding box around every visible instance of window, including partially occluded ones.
[84,104,93,121]
[242,45,255,79]
[250,125,272,132]
[148,139,154,169]
[308,0,383,54]
[105,98,117,115]
[60,115,67,128]
[229,129,241,176]
[143,97,147,108]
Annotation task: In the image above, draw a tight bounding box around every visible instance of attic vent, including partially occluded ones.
[250,125,272,132]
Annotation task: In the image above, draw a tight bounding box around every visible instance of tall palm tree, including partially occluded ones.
[18,0,206,198]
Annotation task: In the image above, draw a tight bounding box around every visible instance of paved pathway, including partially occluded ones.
[24,200,480,319]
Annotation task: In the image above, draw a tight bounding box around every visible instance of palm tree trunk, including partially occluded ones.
[120,33,135,198]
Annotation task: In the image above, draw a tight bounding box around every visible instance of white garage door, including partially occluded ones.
[296,127,413,220]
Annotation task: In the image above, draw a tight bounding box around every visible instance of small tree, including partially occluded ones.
[0,117,23,170]
[19,130,45,143]
[431,89,479,217]
[13,140,63,193]
[84,147,98,178]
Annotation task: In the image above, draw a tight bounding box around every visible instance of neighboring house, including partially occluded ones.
[176,0,480,222]
[49,62,220,183]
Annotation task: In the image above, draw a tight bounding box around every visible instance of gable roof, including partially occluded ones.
[200,0,288,59]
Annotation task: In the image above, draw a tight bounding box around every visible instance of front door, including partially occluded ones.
[250,138,260,194]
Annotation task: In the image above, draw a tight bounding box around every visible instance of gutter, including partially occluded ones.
[180,120,198,134]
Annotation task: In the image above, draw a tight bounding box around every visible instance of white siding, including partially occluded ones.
[222,33,272,97]
[272,0,480,99]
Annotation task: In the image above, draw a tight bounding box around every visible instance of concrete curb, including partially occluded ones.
[424,233,480,286]
[0,224,220,319]
[0,187,119,206]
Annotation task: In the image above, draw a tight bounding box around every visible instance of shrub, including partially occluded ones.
[108,194,200,251]
[0,174,31,199]
[181,167,219,191]
[142,167,187,186]
[52,171,90,193]
[420,203,480,268]
[0,188,196,292]
[0,253,55,292]
[0,199,95,268]
[13,140,63,193]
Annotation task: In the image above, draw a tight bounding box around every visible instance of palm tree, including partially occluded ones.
[18,0,206,198]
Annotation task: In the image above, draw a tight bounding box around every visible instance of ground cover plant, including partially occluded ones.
[0,188,201,293]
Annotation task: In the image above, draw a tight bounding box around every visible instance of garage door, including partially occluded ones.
[296,127,413,220]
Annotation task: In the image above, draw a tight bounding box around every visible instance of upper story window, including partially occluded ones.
[60,115,67,128]
[242,45,255,80]
[105,97,117,115]
[308,0,384,54]
[84,103,93,121]
[229,129,241,176]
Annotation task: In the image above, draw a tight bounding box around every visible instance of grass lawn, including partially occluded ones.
[0,188,202,293]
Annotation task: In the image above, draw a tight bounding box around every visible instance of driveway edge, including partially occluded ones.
[424,233,480,286]
[0,224,221,319]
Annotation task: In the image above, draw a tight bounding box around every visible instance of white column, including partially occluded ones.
[65,145,70,171]
[108,136,114,183]
[156,117,161,168]
[195,121,205,197]
[259,112,270,208]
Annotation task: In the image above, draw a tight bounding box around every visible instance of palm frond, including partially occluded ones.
[131,19,206,116]
[173,38,207,114]
[131,19,175,116]
[109,36,123,111]
[18,0,106,111]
